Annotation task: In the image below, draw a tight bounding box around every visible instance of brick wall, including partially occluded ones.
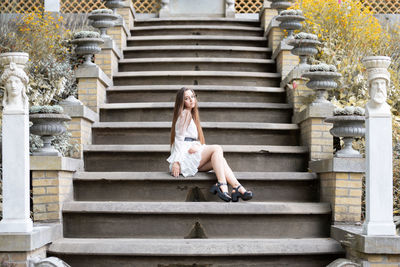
[299,117,333,160]
[0,246,47,267]
[78,78,107,113]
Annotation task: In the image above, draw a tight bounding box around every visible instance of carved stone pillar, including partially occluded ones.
[362,56,396,236]
[0,52,33,232]
[225,0,235,18]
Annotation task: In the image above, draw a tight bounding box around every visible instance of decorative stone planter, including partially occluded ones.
[270,0,294,13]
[0,52,29,70]
[276,10,305,39]
[88,9,118,40]
[325,107,366,158]
[71,31,104,67]
[29,106,71,156]
[302,64,342,104]
[104,0,125,14]
[362,56,391,70]
[287,32,321,71]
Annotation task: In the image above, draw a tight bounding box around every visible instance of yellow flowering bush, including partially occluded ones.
[292,0,400,216]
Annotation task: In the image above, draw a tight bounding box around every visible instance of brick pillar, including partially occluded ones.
[95,39,122,79]
[294,104,334,161]
[260,7,277,33]
[265,18,285,54]
[273,41,299,81]
[31,156,83,222]
[119,0,136,29]
[76,66,112,113]
[282,69,314,114]
[310,158,365,223]
[60,103,98,158]
[106,15,129,52]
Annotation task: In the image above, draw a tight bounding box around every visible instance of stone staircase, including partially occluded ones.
[48,18,344,266]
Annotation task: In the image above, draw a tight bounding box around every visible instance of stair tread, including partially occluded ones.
[113,70,281,78]
[92,121,299,130]
[123,45,271,52]
[48,237,343,255]
[119,57,274,64]
[127,35,267,41]
[135,17,259,22]
[107,85,284,93]
[100,102,291,109]
[83,144,308,154]
[131,25,263,31]
[74,171,317,181]
[62,201,331,214]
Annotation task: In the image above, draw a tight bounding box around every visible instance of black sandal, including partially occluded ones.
[210,182,231,202]
[231,184,253,202]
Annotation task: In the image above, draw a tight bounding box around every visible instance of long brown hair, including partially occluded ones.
[170,87,205,145]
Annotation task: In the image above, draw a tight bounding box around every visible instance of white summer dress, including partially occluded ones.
[166,111,205,177]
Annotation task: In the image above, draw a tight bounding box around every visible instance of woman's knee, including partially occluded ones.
[212,145,223,156]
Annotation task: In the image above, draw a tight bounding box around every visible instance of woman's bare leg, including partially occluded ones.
[198,145,228,192]
[222,158,248,194]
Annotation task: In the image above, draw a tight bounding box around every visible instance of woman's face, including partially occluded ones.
[6,76,24,98]
[183,90,196,109]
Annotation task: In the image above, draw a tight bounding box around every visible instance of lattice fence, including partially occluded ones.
[133,0,161,13]
[0,0,44,13]
[236,0,264,13]
[60,0,106,13]
[363,0,400,14]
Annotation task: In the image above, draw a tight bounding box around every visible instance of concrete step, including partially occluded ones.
[61,202,331,239]
[130,25,264,37]
[91,121,299,146]
[123,45,272,59]
[83,144,308,172]
[99,102,292,123]
[118,57,276,72]
[106,85,285,103]
[127,35,268,47]
[48,238,344,267]
[73,171,318,202]
[134,17,260,27]
[112,70,281,87]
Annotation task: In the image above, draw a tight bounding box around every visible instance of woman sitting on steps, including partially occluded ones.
[167,87,253,202]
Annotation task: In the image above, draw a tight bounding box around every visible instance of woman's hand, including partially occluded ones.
[188,144,201,154]
[171,162,180,178]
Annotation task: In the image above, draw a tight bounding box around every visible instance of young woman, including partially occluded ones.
[167,87,253,202]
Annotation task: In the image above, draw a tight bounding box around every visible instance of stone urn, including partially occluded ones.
[71,31,104,67]
[287,32,321,71]
[88,9,118,40]
[362,56,391,70]
[276,10,305,39]
[302,63,342,105]
[0,52,29,70]
[104,0,125,14]
[270,0,294,13]
[29,105,71,156]
[325,107,366,158]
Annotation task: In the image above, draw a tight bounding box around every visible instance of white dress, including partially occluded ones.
[166,111,205,177]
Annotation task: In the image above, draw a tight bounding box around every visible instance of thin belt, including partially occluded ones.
[184,137,198,142]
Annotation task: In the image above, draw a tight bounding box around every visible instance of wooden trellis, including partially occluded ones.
[0,0,44,13]
[236,0,264,13]
[60,0,106,13]
[133,0,161,13]
[363,0,400,14]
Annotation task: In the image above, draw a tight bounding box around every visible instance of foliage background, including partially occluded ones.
[291,0,400,217]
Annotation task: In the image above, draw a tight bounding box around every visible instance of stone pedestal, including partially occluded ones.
[76,65,112,114]
[260,7,277,31]
[0,224,62,266]
[293,104,334,161]
[118,0,136,30]
[332,225,400,266]
[0,113,33,233]
[310,158,365,224]
[364,113,396,235]
[282,68,314,113]
[106,21,129,52]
